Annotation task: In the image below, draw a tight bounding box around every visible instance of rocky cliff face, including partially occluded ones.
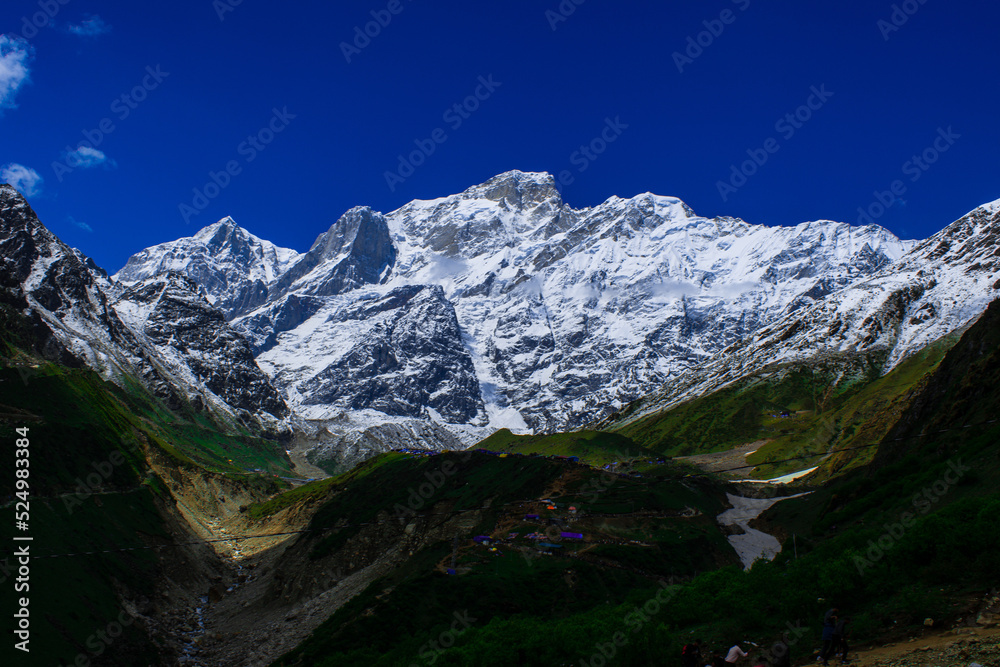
[270,206,396,299]
[0,185,288,429]
[288,285,483,423]
[114,273,289,420]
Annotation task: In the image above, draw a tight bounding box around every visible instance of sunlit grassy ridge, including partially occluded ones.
[611,335,959,479]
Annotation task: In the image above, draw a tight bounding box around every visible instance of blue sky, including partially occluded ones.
[1,0,998,272]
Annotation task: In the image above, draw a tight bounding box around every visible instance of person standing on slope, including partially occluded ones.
[819,607,839,666]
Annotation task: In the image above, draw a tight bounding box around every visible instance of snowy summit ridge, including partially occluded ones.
[119,170,933,446]
[9,171,998,467]
[115,216,301,319]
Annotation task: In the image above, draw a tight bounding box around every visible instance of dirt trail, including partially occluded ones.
[845,625,1000,666]
[676,439,770,477]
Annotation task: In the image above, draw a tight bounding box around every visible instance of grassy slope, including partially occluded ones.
[0,363,294,490]
[247,451,411,520]
[611,336,957,479]
[0,363,178,665]
[475,428,657,465]
[270,451,737,666]
[0,334,291,663]
[756,302,1000,644]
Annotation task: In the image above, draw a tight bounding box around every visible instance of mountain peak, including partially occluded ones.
[979,199,1000,213]
[309,206,383,255]
[615,192,698,218]
[192,216,249,246]
[114,216,301,319]
[462,170,562,209]
[0,183,30,218]
[270,206,396,298]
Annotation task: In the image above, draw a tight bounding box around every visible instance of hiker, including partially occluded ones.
[681,639,703,667]
[725,643,748,664]
[833,616,850,664]
[819,607,839,666]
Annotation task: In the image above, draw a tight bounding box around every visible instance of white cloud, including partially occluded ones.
[66,15,111,38]
[67,216,93,232]
[645,280,698,299]
[0,35,34,112]
[425,253,469,281]
[65,145,115,169]
[1,163,43,197]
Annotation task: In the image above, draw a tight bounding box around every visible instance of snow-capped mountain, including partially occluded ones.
[114,217,301,319]
[380,172,912,431]
[12,168,999,470]
[0,185,288,430]
[610,197,1000,427]
[201,170,913,440]
[269,206,395,301]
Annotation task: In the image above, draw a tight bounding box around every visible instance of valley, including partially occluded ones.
[2,177,999,666]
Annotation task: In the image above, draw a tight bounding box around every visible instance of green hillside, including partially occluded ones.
[476,428,656,465]
[610,334,959,480]
[0,322,291,664]
[272,450,737,666]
